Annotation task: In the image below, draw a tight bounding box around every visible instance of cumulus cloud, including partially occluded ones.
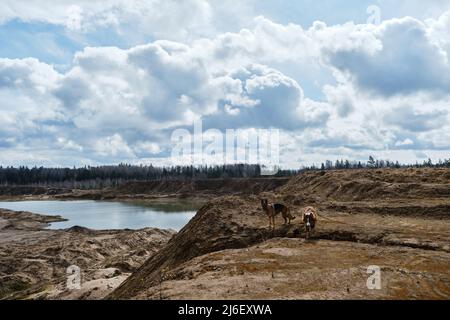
[0,58,60,92]
[1,9,450,167]
[427,11,450,57]
[0,58,63,146]
[0,0,254,42]
[301,14,450,163]
[320,17,450,96]
[1,33,332,165]
[323,84,356,117]
[54,41,330,135]
[204,64,330,131]
[384,106,448,132]
[93,133,134,158]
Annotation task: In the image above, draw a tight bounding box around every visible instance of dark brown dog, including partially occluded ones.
[261,199,295,229]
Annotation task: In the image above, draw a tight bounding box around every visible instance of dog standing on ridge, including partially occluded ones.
[302,206,318,238]
[260,199,295,229]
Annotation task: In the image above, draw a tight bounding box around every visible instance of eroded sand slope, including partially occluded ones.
[2,168,449,300]
[0,209,175,299]
[111,168,450,300]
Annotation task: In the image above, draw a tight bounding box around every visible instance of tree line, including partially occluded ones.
[1,157,449,188]
[294,156,450,173]
[0,164,261,188]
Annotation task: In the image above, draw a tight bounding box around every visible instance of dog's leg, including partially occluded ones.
[285,208,291,224]
[289,209,294,224]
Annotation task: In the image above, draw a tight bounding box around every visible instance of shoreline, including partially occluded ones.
[2,168,450,300]
[0,196,203,232]
[0,207,177,300]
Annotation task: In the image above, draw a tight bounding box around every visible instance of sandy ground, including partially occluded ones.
[110,168,450,300]
[142,238,450,300]
[0,209,175,300]
[114,202,450,300]
[2,168,450,300]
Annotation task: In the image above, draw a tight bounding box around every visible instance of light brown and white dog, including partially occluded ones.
[302,206,318,237]
[261,199,295,229]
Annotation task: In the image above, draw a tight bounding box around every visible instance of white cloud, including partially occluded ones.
[93,134,134,158]
[0,0,252,42]
[395,139,414,147]
[319,17,450,96]
[133,141,161,156]
[65,5,83,31]
[1,10,450,167]
[0,58,60,93]
[427,11,450,57]
[379,0,450,21]
[57,137,83,151]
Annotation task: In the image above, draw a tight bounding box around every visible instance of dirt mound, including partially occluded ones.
[110,168,450,299]
[115,178,289,196]
[139,238,450,300]
[109,193,450,299]
[0,209,66,230]
[65,226,95,235]
[0,209,175,299]
[108,196,282,299]
[4,168,450,300]
[0,186,71,196]
[279,168,450,202]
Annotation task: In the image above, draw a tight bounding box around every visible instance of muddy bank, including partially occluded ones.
[0,177,290,202]
[114,178,290,196]
[0,209,175,300]
[0,186,71,198]
[0,209,66,231]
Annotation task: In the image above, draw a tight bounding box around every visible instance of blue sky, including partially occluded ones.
[0,1,367,63]
[255,0,375,25]
[1,1,450,167]
[0,1,425,66]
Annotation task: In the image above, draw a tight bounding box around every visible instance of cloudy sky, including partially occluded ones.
[1,0,450,168]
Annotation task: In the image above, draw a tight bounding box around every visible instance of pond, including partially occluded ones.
[0,200,199,231]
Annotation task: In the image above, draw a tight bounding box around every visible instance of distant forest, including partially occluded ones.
[1,157,449,188]
[0,164,262,188]
[281,156,450,175]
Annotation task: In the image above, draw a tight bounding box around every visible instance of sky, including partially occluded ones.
[1,0,450,168]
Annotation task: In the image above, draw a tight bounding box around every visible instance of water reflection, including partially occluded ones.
[0,200,199,231]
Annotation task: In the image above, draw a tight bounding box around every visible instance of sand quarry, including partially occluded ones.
[1,168,449,300]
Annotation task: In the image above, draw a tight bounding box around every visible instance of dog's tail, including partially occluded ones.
[287,208,296,220]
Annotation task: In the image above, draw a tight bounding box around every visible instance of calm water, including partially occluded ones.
[0,200,198,231]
